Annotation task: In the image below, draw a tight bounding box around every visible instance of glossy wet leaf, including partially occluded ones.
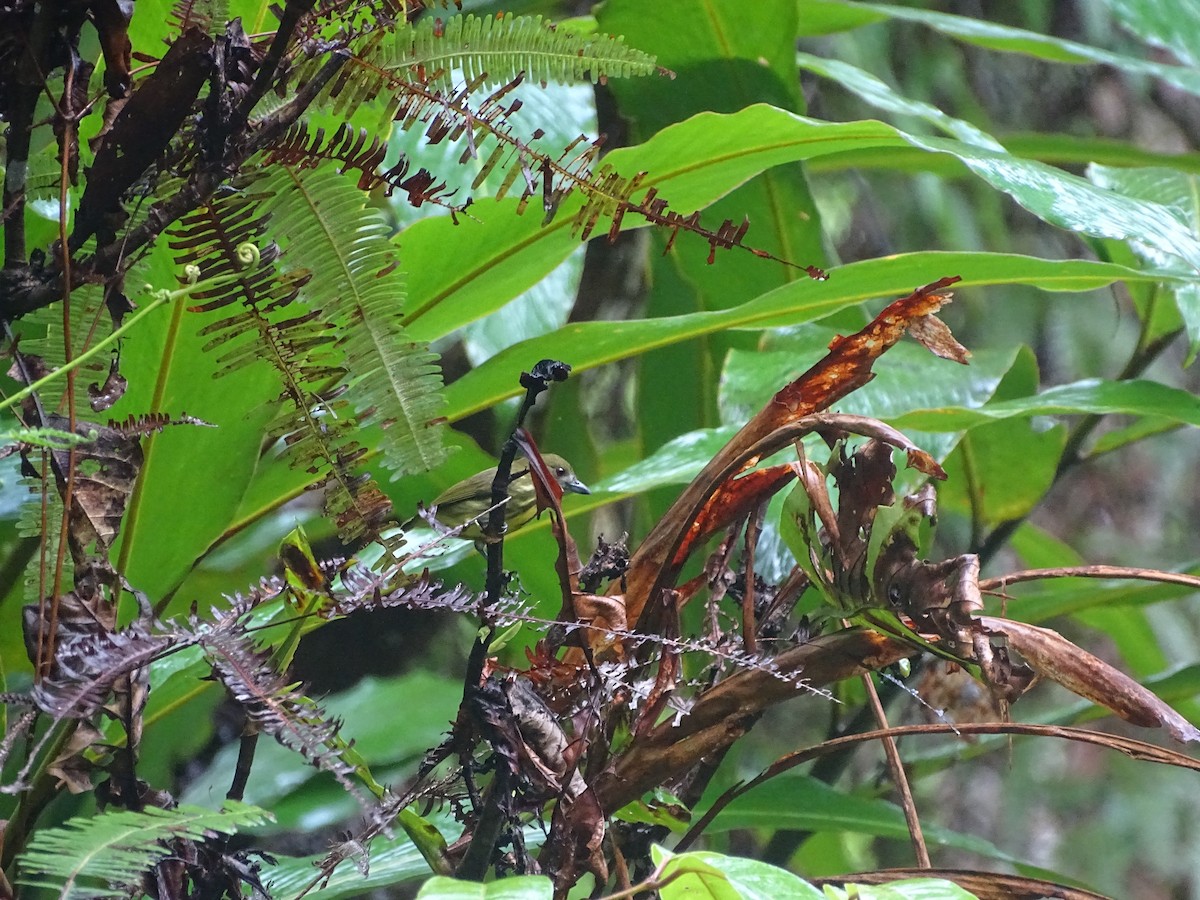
[891,378,1200,431]
[853,1,1200,95]
[444,252,1169,421]
[652,846,824,900]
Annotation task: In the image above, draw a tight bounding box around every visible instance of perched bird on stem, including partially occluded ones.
[429,453,590,543]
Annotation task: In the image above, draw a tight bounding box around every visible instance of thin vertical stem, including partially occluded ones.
[861,672,930,868]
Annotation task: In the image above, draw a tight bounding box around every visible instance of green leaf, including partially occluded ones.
[600,0,828,451]
[707,775,1015,861]
[604,106,1200,270]
[181,671,462,825]
[415,875,552,900]
[794,52,1003,149]
[444,252,1175,421]
[263,831,443,898]
[854,1,1200,96]
[891,378,1200,431]
[262,164,446,476]
[401,198,580,342]
[111,242,284,599]
[1099,0,1200,67]
[17,802,271,898]
[1087,164,1200,361]
[796,0,885,36]
[937,348,1066,526]
[651,846,824,900]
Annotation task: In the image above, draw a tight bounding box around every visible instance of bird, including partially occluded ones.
[427,453,590,543]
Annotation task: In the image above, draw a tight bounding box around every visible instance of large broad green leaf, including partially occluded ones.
[110,241,283,600]
[891,378,1200,431]
[180,672,461,826]
[937,348,1066,527]
[1100,0,1200,66]
[263,833,441,898]
[845,1,1200,96]
[401,199,580,342]
[794,52,1003,150]
[1008,524,1169,677]
[796,0,884,36]
[706,774,1013,861]
[651,846,824,900]
[443,252,1176,421]
[613,106,1200,268]
[992,524,1200,623]
[415,876,552,900]
[403,102,1196,375]
[599,0,827,453]
[1087,164,1200,361]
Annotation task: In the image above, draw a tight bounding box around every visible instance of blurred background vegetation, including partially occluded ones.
[5,0,1200,897]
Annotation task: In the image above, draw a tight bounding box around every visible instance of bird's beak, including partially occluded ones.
[565,475,591,495]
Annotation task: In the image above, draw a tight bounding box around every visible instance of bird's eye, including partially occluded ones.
[555,466,566,476]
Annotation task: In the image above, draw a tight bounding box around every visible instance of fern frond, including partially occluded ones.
[16,801,270,898]
[17,472,72,608]
[200,630,364,797]
[169,185,397,544]
[31,623,173,720]
[396,13,661,90]
[261,163,447,476]
[20,283,111,420]
[167,0,228,36]
[262,121,461,209]
[3,425,97,450]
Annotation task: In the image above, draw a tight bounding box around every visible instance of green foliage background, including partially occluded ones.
[4,0,1200,897]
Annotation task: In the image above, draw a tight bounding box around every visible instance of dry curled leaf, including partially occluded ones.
[977,616,1200,744]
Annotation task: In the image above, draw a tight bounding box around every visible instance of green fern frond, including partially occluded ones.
[170,186,394,545]
[396,13,661,90]
[17,472,71,608]
[16,801,271,898]
[261,163,446,476]
[2,425,98,450]
[167,0,229,36]
[21,283,110,420]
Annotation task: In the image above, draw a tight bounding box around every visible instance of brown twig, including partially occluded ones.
[675,721,1200,851]
[862,673,930,867]
[980,565,1200,593]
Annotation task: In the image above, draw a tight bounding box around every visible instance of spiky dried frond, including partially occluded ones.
[199,629,362,795]
[106,412,215,437]
[261,163,446,476]
[395,13,661,90]
[290,17,636,211]
[324,564,480,618]
[261,121,461,208]
[31,624,173,720]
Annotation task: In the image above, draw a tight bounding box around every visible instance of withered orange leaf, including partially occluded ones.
[671,464,796,566]
[624,273,960,630]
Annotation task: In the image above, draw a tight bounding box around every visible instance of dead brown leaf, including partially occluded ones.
[978,615,1200,743]
[814,868,1110,900]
